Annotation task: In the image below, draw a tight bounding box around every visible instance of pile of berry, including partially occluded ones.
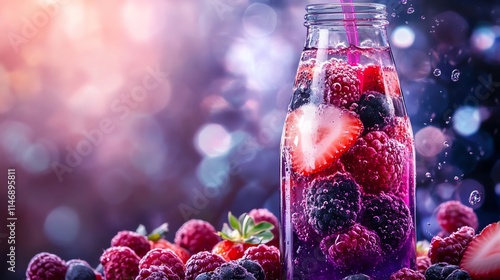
[25,202,500,280]
[25,209,281,280]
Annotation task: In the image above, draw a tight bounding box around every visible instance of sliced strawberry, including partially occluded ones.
[359,64,385,94]
[460,222,500,279]
[284,104,363,175]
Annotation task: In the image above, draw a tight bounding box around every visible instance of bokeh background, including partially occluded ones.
[1,0,500,278]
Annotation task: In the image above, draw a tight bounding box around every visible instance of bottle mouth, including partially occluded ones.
[305,3,388,27]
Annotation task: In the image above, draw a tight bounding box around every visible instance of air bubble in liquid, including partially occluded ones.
[401,0,408,4]
[469,190,482,205]
[425,172,431,178]
[421,15,426,20]
[407,7,415,14]
[454,176,459,181]
[433,68,441,76]
[451,69,460,82]
[443,141,449,147]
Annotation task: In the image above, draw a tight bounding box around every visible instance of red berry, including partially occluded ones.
[416,256,431,274]
[248,208,280,248]
[283,104,363,175]
[136,265,180,280]
[428,226,475,265]
[359,64,385,94]
[185,251,226,280]
[460,222,500,279]
[383,116,413,149]
[212,240,253,261]
[390,268,425,280]
[382,66,402,97]
[437,200,479,233]
[139,248,185,279]
[150,239,191,264]
[323,59,361,109]
[100,246,140,280]
[26,252,67,280]
[342,131,405,194]
[174,219,220,254]
[242,244,280,280]
[294,58,316,89]
[111,230,151,258]
[320,224,382,272]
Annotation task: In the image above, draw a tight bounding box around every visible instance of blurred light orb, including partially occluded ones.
[122,0,163,42]
[453,106,481,136]
[434,183,455,200]
[196,156,230,189]
[0,121,32,159]
[471,26,496,51]
[414,126,447,157]
[22,143,50,173]
[242,3,277,37]
[391,26,415,48]
[195,124,232,157]
[44,206,80,246]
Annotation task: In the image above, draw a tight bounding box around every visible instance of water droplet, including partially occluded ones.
[426,222,431,226]
[425,172,431,178]
[454,176,459,181]
[451,69,460,82]
[469,190,482,205]
[401,0,408,4]
[391,12,396,18]
[421,15,426,20]
[407,7,415,14]
[443,141,449,147]
[433,68,442,76]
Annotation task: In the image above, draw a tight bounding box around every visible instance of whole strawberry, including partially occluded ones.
[437,201,479,233]
[242,244,280,280]
[248,208,280,248]
[139,248,185,279]
[212,212,275,261]
[174,219,220,254]
[26,252,67,280]
[111,230,151,258]
[185,251,226,280]
[100,246,140,279]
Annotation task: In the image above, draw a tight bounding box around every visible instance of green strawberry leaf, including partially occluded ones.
[228,212,241,233]
[254,231,274,244]
[246,221,274,237]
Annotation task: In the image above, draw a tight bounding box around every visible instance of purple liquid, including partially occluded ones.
[340,0,360,64]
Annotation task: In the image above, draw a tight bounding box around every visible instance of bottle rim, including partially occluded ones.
[305,3,388,27]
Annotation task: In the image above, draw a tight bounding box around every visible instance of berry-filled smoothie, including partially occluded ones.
[280,47,416,280]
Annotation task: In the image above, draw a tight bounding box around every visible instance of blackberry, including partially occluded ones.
[360,193,412,253]
[212,262,256,280]
[289,85,311,111]
[445,269,471,280]
[305,173,361,235]
[195,273,213,280]
[237,259,265,280]
[356,92,393,131]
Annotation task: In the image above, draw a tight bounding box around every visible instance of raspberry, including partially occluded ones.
[136,265,180,280]
[304,173,361,235]
[322,59,361,109]
[242,244,280,280]
[417,256,432,274]
[382,67,402,97]
[425,262,460,280]
[359,64,385,94]
[212,262,256,280]
[383,116,413,149]
[342,131,405,194]
[390,268,425,280]
[100,246,140,280]
[174,219,220,254]
[65,264,98,280]
[139,248,185,279]
[445,269,471,280]
[248,208,280,248]
[320,224,382,272]
[26,252,67,280]
[437,201,479,233]
[237,259,265,280]
[342,274,371,280]
[111,230,151,258]
[428,226,475,265]
[185,251,226,280]
[150,239,191,263]
[360,193,412,253]
[356,92,394,132]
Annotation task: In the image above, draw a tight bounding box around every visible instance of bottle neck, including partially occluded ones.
[304,3,389,50]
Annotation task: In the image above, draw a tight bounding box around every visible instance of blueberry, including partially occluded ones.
[237,259,265,280]
[342,273,371,280]
[356,92,393,131]
[289,85,311,111]
[213,263,256,280]
[445,269,472,280]
[195,272,213,280]
[65,264,96,280]
[425,262,459,280]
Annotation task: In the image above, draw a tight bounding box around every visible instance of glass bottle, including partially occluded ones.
[280,3,416,280]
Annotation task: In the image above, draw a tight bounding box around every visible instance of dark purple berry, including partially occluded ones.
[65,264,97,280]
[356,92,393,131]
